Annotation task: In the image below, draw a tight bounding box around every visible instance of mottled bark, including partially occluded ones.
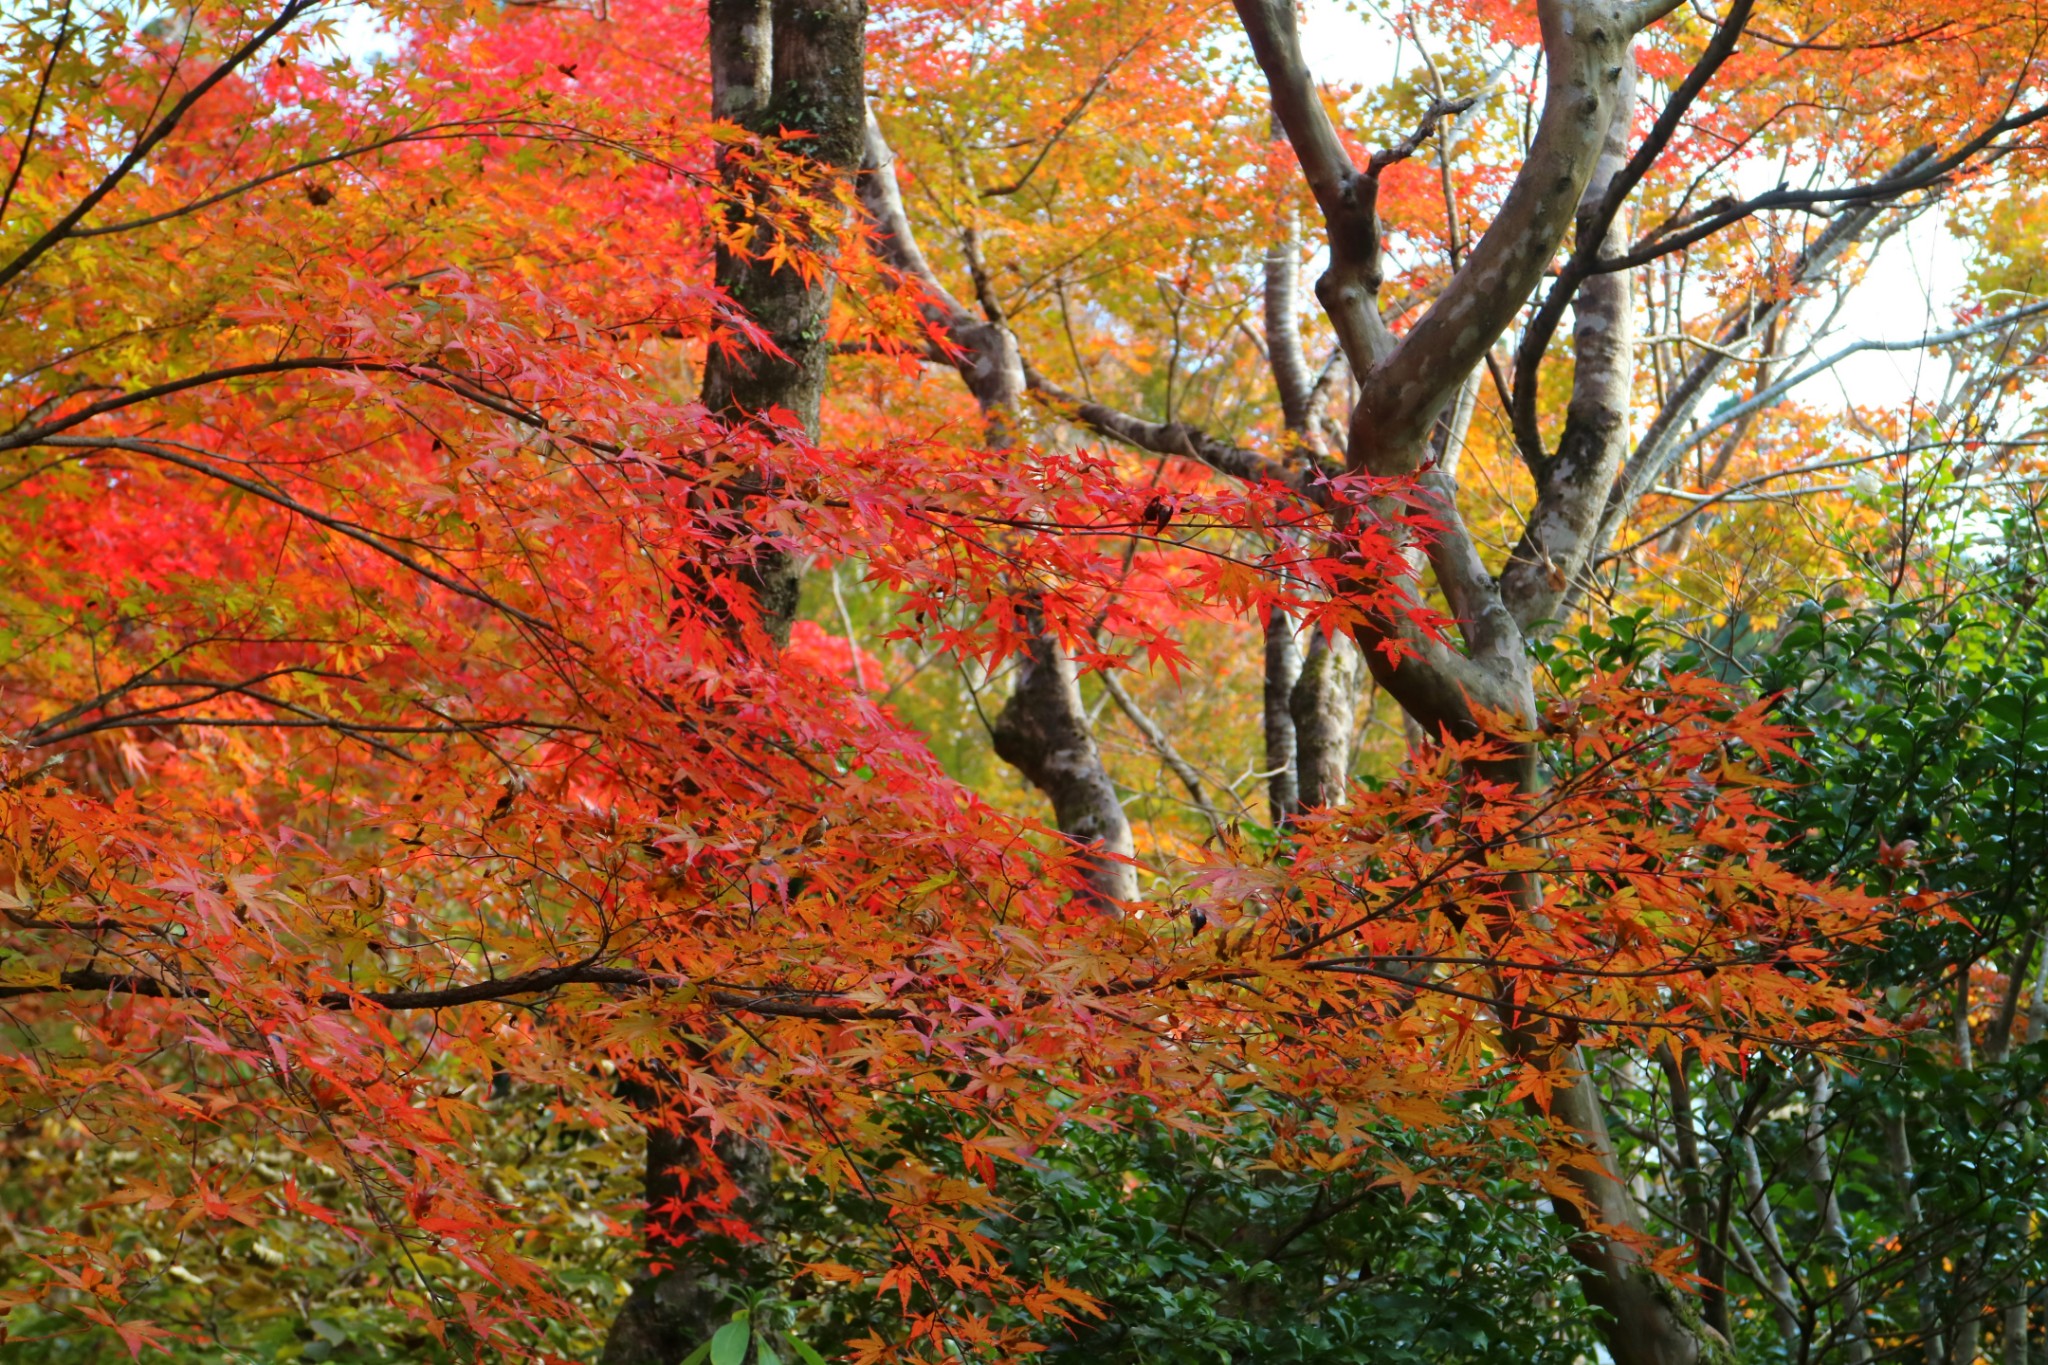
[992,608,1140,906]
[2012,954,2048,1365]
[1263,205,1317,437]
[860,111,1135,905]
[700,0,868,643]
[1575,142,1940,602]
[1288,630,1359,810]
[1988,937,2039,1365]
[1500,53,1637,635]
[1888,1111,1947,1365]
[1235,4,1723,1362]
[859,108,1024,424]
[1262,609,1302,824]
[1738,1123,1802,1346]
[1235,0,1641,746]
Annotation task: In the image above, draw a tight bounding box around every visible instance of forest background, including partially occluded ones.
[3,0,2048,1363]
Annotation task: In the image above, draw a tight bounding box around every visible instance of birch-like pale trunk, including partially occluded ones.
[1888,1110,1948,1365]
[1738,1122,1803,1347]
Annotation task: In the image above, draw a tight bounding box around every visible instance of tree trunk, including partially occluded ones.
[1262,608,1302,824]
[1805,1067,1873,1364]
[699,0,869,643]
[602,1099,780,1365]
[1263,202,1317,438]
[1500,54,1636,634]
[1889,1111,1948,1365]
[604,3,867,1357]
[858,108,1133,904]
[1739,1120,1802,1347]
[1526,1045,1724,1365]
[992,606,1140,906]
[1289,630,1359,810]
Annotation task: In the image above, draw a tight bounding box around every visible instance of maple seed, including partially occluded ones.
[557,62,579,78]
[1141,496,1172,532]
[303,182,334,207]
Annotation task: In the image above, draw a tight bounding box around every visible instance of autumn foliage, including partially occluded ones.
[7,0,2035,1359]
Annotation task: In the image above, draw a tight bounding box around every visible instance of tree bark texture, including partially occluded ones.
[1233,3,1729,1361]
[700,0,868,643]
[1888,1110,1947,1365]
[1289,629,1359,810]
[1500,52,1637,635]
[1263,204,1318,438]
[1262,608,1302,824]
[991,608,1141,905]
[1739,1121,1802,1347]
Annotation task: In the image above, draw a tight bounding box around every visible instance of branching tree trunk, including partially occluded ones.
[842,3,2047,1360]
[1232,3,1728,1360]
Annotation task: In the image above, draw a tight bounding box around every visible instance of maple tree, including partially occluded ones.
[4,0,2048,1362]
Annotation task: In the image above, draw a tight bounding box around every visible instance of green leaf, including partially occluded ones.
[790,1338,830,1365]
[710,1318,752,1365]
